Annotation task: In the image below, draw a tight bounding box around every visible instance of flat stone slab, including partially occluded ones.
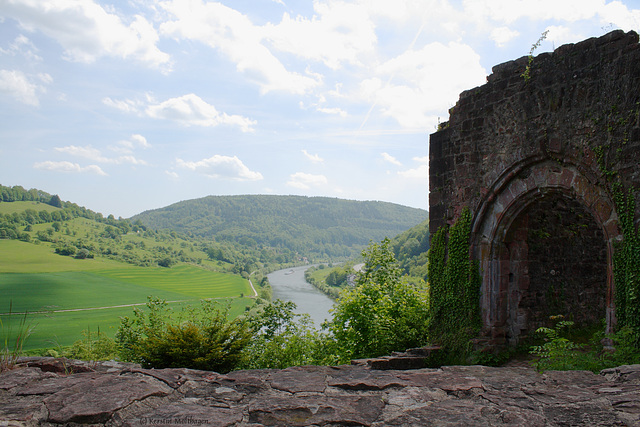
[1,358,639,426]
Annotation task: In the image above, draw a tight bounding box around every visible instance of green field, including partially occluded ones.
[0,240,254,350]
[0,200,61,215]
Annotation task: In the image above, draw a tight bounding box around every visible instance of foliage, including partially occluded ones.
[612,186,640,347]
[1,301,35,372]
[427,208,481,360]
[530,316,640,372]
[241,300,343,369]
[521,30,549,82]
[66,327,118,361]
[116,297,252,373]
[590,107,640,348]
[530,317,583,372]
[326,238,430,360]
[390,219,430,279]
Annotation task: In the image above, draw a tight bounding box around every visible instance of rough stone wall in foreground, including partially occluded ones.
[1,357,640,426]
[429,30,640,346]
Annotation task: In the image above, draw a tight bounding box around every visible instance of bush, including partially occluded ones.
[67,328,118,361]
[530,315,640,372]
[241,300,343,369]
[55,244,77,256]
[157,257,173,268]
[326,238,430,360]
[116,297,251,373]
[75,248,91,259]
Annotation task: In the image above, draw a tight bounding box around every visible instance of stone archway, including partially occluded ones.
[428,31,640,350]
[471,159,620,346]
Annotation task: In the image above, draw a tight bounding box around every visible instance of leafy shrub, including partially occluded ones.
[241,300,343,369]
[530,317,584,371]
[116,297,251,373]
[75,248,91,259]
[530,315,640,372]
[327,238,430,360]
[67,327,118,361]
[55,244,77,256]
[157,257,173,268]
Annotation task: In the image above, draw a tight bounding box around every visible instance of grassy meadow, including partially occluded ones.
[0,239,254,351]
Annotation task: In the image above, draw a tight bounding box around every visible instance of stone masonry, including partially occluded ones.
[1,357,640,425]
[429,30,640,347]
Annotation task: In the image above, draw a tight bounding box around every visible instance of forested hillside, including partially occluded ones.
[132,195,427,259]
[390,219,430,279]
[0,185,294,277]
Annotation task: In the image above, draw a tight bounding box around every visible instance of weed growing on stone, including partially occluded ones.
[521,30,549,82]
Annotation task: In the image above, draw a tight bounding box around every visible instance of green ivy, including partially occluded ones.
[612,185,640,346]
[427,207,481,357]
[592,106,640,347]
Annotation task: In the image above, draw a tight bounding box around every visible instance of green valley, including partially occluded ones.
[0,184,427,353]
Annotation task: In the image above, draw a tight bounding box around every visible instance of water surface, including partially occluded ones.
[267,265,335,327]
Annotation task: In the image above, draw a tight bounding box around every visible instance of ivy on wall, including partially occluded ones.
[612,185,640,345]
[427,207,481,354]
[592,103,640,347]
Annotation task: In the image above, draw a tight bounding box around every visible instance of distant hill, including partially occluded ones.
[132,195,427,259]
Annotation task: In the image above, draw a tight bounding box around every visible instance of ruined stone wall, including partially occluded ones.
[429,30,640,346]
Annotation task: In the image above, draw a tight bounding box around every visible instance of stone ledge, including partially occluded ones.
[1,358,640,426]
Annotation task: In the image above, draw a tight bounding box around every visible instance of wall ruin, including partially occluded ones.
[429,30,640,347]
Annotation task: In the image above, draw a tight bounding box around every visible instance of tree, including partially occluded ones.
[242,300,341,368]
[157,257,173,268]
[75,248,90,259]
[48,194,63,208]
[327,238,430,360]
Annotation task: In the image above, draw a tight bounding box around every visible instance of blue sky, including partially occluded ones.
[1,0,639,218]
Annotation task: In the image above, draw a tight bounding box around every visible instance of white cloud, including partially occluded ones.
[317,106,347,117]
[286,172,328,189]
[1,0,170,69]
[0,34,42,60]
[165,170,179,179]
[33,160,107,176]
[263,2,377,70]
[55,143,147,165]
[381,152,402,166]
[398,156,428,179]
[599,1,640,31]
[0,69,42,106]
[130,134,150,148]
[160,0,319,94]
[102,97,144,114]
[176,155,263,181]
[490,26,520,47]
[359,42,486,128]
[111,134,151,153]
[302,149,323,163]
[145,94,256,132]
[462,0,602,24]
[545,25,578,48]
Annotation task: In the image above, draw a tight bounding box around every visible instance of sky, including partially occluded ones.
[1,0,639,218]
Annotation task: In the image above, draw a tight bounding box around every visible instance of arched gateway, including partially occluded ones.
[429,31,640,348]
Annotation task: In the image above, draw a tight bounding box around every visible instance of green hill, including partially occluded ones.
[132,195,427,260]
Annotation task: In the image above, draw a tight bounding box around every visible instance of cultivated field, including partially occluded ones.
[0,240,253,350]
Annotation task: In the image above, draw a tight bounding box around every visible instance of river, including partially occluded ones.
[267,265,335,328]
